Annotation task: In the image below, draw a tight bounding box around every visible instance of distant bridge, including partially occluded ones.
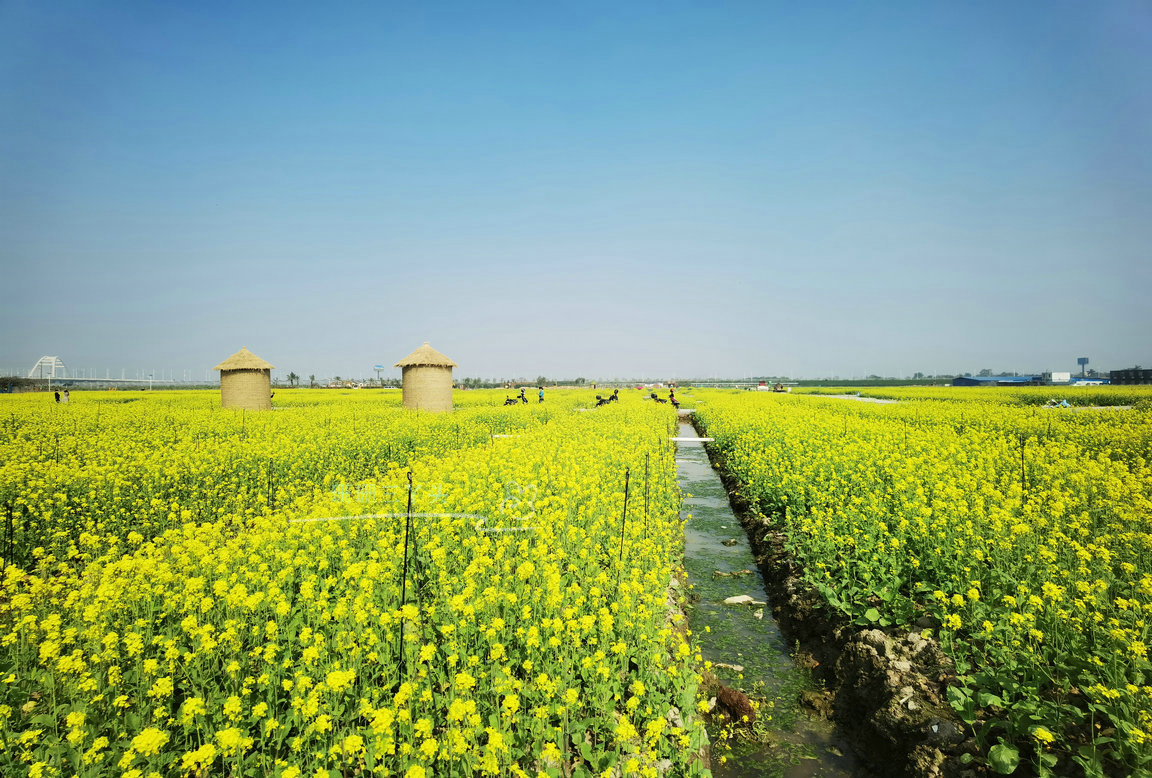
[27,356,67,379]
[18,356,214,387]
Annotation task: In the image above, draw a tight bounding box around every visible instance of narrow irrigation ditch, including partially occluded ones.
[677,417,980,778]
[676,421,856,777]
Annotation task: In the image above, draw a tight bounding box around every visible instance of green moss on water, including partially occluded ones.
[676,423,856,777]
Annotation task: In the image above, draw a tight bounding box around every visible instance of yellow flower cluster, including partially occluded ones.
[694,388,1152,774]
[0,388,710,777]
[0,389,577,567]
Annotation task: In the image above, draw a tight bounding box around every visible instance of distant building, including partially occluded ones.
[952,375,1039,387]
[1110,368,1152,385]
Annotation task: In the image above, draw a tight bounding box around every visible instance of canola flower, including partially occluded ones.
[0,389,566,567]
[694,388,1152,775]
[0,388,711,777]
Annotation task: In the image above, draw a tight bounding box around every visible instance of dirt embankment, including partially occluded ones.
[694,421,984,778]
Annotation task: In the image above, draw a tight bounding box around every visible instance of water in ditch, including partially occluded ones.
[676,422,857,777]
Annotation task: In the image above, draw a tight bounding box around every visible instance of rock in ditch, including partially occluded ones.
[724,595,754,606]
[712,568,755,578]
[713,662,745,674]
[721,537,741,546]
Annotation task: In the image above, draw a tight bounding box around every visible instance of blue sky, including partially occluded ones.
[2,1,1149,381]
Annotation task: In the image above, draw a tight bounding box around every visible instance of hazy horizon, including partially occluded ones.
[3,1,1150,380]
[1,360,1123,386]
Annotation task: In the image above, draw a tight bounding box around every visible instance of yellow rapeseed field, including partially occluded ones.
[0,389,709,777]
[694,387,1152,777]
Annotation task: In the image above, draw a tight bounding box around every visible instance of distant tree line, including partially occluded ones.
[458,377,590,388]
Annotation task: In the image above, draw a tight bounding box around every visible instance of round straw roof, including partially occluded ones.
[214,347,275,371]
[394,342,457,368]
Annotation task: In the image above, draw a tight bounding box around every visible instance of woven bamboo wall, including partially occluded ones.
[401,365,453,411]
[220,369,272,410]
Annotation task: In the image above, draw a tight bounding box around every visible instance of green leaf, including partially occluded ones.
[977,691,1004,708]
[988,742,1020,774]
[864,607,880,623]
[578,741,593,762]
[947,686,977,725]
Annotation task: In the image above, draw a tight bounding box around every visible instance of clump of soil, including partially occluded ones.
[709,682,757,725]
[697,671,757,740]
[698,425,983,777]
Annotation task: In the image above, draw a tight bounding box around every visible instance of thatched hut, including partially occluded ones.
[395,342,456,412]
[214,347,274,410]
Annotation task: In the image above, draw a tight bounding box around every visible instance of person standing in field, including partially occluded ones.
[538,386,544,403]
[63,390,69,403]
[54,391,60,403]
